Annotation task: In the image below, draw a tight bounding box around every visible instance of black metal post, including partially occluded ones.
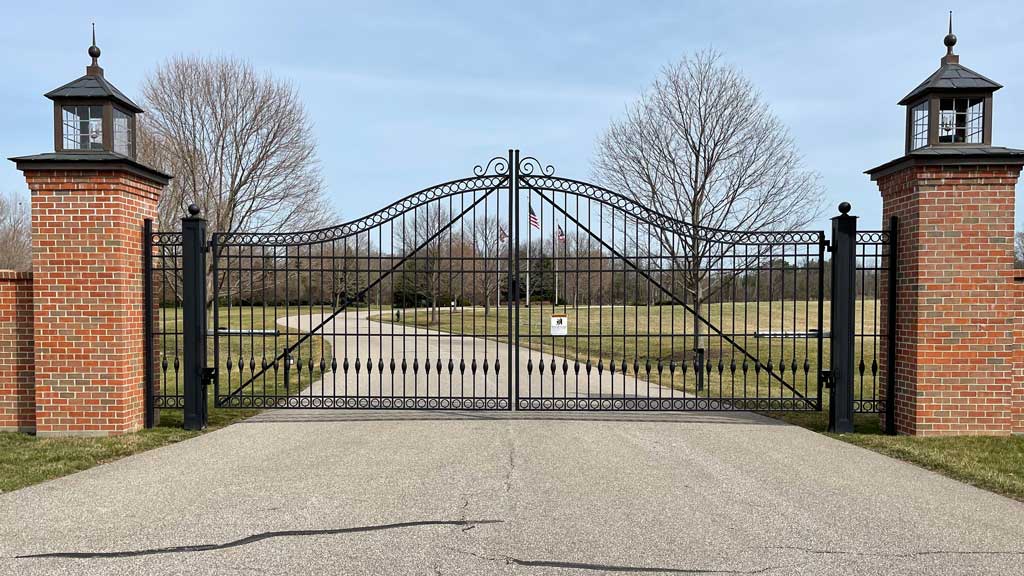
[143,218,155,429]
[510,148,519,410]
[182,205,208,430]
[829,202,857,433]
[885,216,899,435]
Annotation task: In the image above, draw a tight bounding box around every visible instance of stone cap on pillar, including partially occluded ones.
[865,145,1024,181]
[8,151,172,186]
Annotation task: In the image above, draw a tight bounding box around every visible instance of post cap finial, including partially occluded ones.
[944,11,957,53]
[86,23,103,76]
[187,204,201,217]
[838,201,852,215]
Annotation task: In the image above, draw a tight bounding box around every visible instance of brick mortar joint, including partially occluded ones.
[0,271,33,281]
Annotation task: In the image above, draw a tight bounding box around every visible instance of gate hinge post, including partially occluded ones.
[828,202,856,434]
[182,204,209,431]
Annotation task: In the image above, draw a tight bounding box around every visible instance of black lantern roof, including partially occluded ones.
[898,63,1001,105]
[45,74,143,113]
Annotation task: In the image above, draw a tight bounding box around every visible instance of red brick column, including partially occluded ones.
[18,168,164,437]
[1014,274,1024,435]
[0,271,34,432]
[874,162,1022,436]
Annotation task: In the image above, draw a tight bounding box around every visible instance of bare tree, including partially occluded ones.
[0,191,31,272]
[397,204,453,324]
[1016,229,1024,268]
[469,216,508,314]
[140,55,330,234]
[139,55,333,304]
[594,50,821,347]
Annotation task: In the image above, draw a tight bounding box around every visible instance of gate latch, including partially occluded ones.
[820,370,833,389]
[202,367,217,387]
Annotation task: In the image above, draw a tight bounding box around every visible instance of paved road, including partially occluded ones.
[2,410,1023,575]
[285,310,680,404]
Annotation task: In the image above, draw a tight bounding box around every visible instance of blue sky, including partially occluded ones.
[3,0,1024,232]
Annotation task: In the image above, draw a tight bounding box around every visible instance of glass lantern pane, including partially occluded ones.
[62,106,81,150]
[910,102,929,150]
[965,98,984,144]
[63,105,104,150]
[113,108,132,155]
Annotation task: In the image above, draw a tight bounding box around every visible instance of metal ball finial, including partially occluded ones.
[944,11,957,51]
[88,23,100,59]
[187,204,201,217]
[838,202,851,215]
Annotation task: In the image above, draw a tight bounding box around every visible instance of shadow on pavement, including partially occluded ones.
[240,409,791,426]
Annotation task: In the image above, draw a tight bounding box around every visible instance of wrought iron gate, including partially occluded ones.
[165,150,827,413]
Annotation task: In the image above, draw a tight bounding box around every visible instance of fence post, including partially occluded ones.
[182,205,208,431]
[829,202,857,433]
[885,215,899,435]
[143,219,156,429]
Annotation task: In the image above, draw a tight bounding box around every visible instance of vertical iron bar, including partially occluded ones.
[509,149,518,410]
[182,207,208,430]
[143,219,155,428]
[829,203,857,433]
[211,235,220,406]
[885,216,899,435]
[816,233,826,410]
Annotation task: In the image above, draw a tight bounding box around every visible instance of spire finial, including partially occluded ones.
[940,11,959,65]
[86,22,103,76]
[944,11,957,54]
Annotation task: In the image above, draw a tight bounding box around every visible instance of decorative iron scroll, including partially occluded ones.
[521,174,823,246]
[217,174,507,246]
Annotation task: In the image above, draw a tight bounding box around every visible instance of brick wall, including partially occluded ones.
[877,163,1021,435]
[24,169,161,436]
[0,271,34,432]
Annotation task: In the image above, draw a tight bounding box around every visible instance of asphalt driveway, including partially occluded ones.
[1,410,1022,575]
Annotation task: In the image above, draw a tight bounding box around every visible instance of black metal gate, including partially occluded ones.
[184,150,826,412]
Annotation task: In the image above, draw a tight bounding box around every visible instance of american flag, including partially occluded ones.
[528,204,540,230]
[498,224,508,243]
[556,224,566,242]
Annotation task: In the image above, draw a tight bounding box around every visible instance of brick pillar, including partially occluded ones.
[1014,274,1024,435]
[0,271,34,432]
[13,163,167,437]
[871,160,1023,436]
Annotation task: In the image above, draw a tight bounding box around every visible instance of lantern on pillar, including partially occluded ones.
[44,24,142,158]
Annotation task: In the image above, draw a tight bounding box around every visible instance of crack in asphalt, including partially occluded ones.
[443,546,785,574]
[505,558,781,574]
[13,520,504,559]
[769,545,1024,558]
[504,440,516,494]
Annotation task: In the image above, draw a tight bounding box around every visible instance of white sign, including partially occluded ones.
[550,314,568,336]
